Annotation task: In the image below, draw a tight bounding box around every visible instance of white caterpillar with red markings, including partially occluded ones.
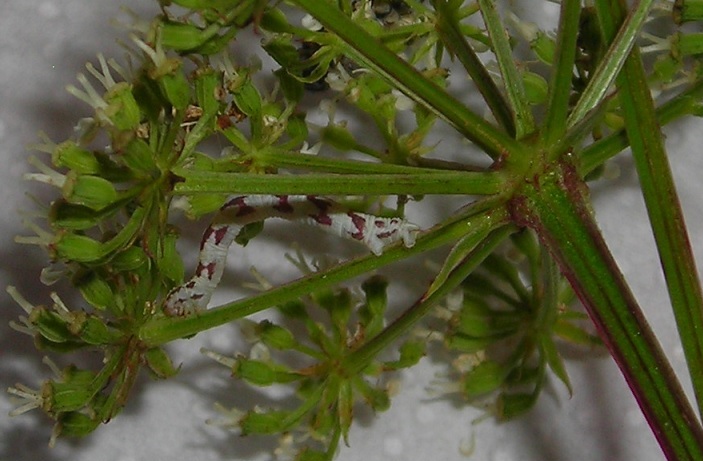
[163,195,419,316]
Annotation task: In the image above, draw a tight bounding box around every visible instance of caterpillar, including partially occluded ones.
[163,195,419,316]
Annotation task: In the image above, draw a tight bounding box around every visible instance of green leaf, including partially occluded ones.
[463,360,510,398]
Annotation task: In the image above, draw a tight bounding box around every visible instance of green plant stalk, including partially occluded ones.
[172,170,506,196]
[595,0,703,417]
[344,224,514,375]
[578,76,703,175]
[138,204,510,346]
[257,150,483,173]
[515,159,703,460]
[541,0,581,147]
[566,0,654,128]
[477,0,535,138]
[433,0,515,136]
[289,0,527,162]
[255,151,440,173]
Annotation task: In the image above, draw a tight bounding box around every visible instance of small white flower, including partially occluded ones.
[249,342,271,361]
[66,73,108,112]
[131,33,169,72]
[201,347,238,369]
[300,141,322,156]
[206,402,246,430]
[301,14,323,31]
[23,155,65,188]
[325,64,352,92]
[7,383,44,417]
[392,89,415,111]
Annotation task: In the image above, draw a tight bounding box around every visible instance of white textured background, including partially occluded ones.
[1,1,702,460]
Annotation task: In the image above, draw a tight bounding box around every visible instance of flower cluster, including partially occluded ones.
[427,230,601,420]
[204,273,424,460]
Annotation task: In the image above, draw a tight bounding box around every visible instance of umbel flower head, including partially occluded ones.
[202,272,425,458]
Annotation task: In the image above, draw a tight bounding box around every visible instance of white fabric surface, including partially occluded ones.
[1,1,702,460]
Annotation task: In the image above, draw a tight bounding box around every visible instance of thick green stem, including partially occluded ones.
[173,170,506,196]
[596,0,703,419]
[513,159,703,461]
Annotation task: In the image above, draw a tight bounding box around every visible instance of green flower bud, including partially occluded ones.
[157,230,184,283]
[274,69,304,104]
[56,412,101,438]
[531,32,555,65]
[121,138,157,175]
[674,0,703,23]
[385,340,425,369]
[53,206,146,263]
[28,308,72,344]
[360,275,388,319]
[604,111,624,131]
[53,233,104,263]
[653,53,681,84]
[672,32,703,59]
[50,200,104,231]
[160,20,211,52]
[257,320,296,350]
[102,82,141,131]
[278,300,308,319]
[240,410,289,435]
[62,173,118,211]
[317,289,352,332]
[144,347,179,378]
[232,80,262,117]
[462,360,510,398]
[194,67,223,115]
[522,71,548,105]
[160,68,191,110]
[360,383,390,412]
[74,270,114,310]
[52,141,100,174]
[45,380,94,413]
[285,113,308,143]
[496,392,537,420]
[456,302,519,338]
[233,358,297,386]
[76,317,122,345]
[111,246,149,272]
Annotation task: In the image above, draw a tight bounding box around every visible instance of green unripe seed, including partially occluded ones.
[52,141,100,174]
[62,173,118,211]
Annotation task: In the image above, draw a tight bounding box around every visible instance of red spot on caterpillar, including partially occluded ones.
[196,262,217,279]
[307,196,331,212]
[223,196,256,217]
[349,213,366,240]
[274,195,294,214]
[213,226,229,245]
[201,227,216,250]
[310,213,333,226]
